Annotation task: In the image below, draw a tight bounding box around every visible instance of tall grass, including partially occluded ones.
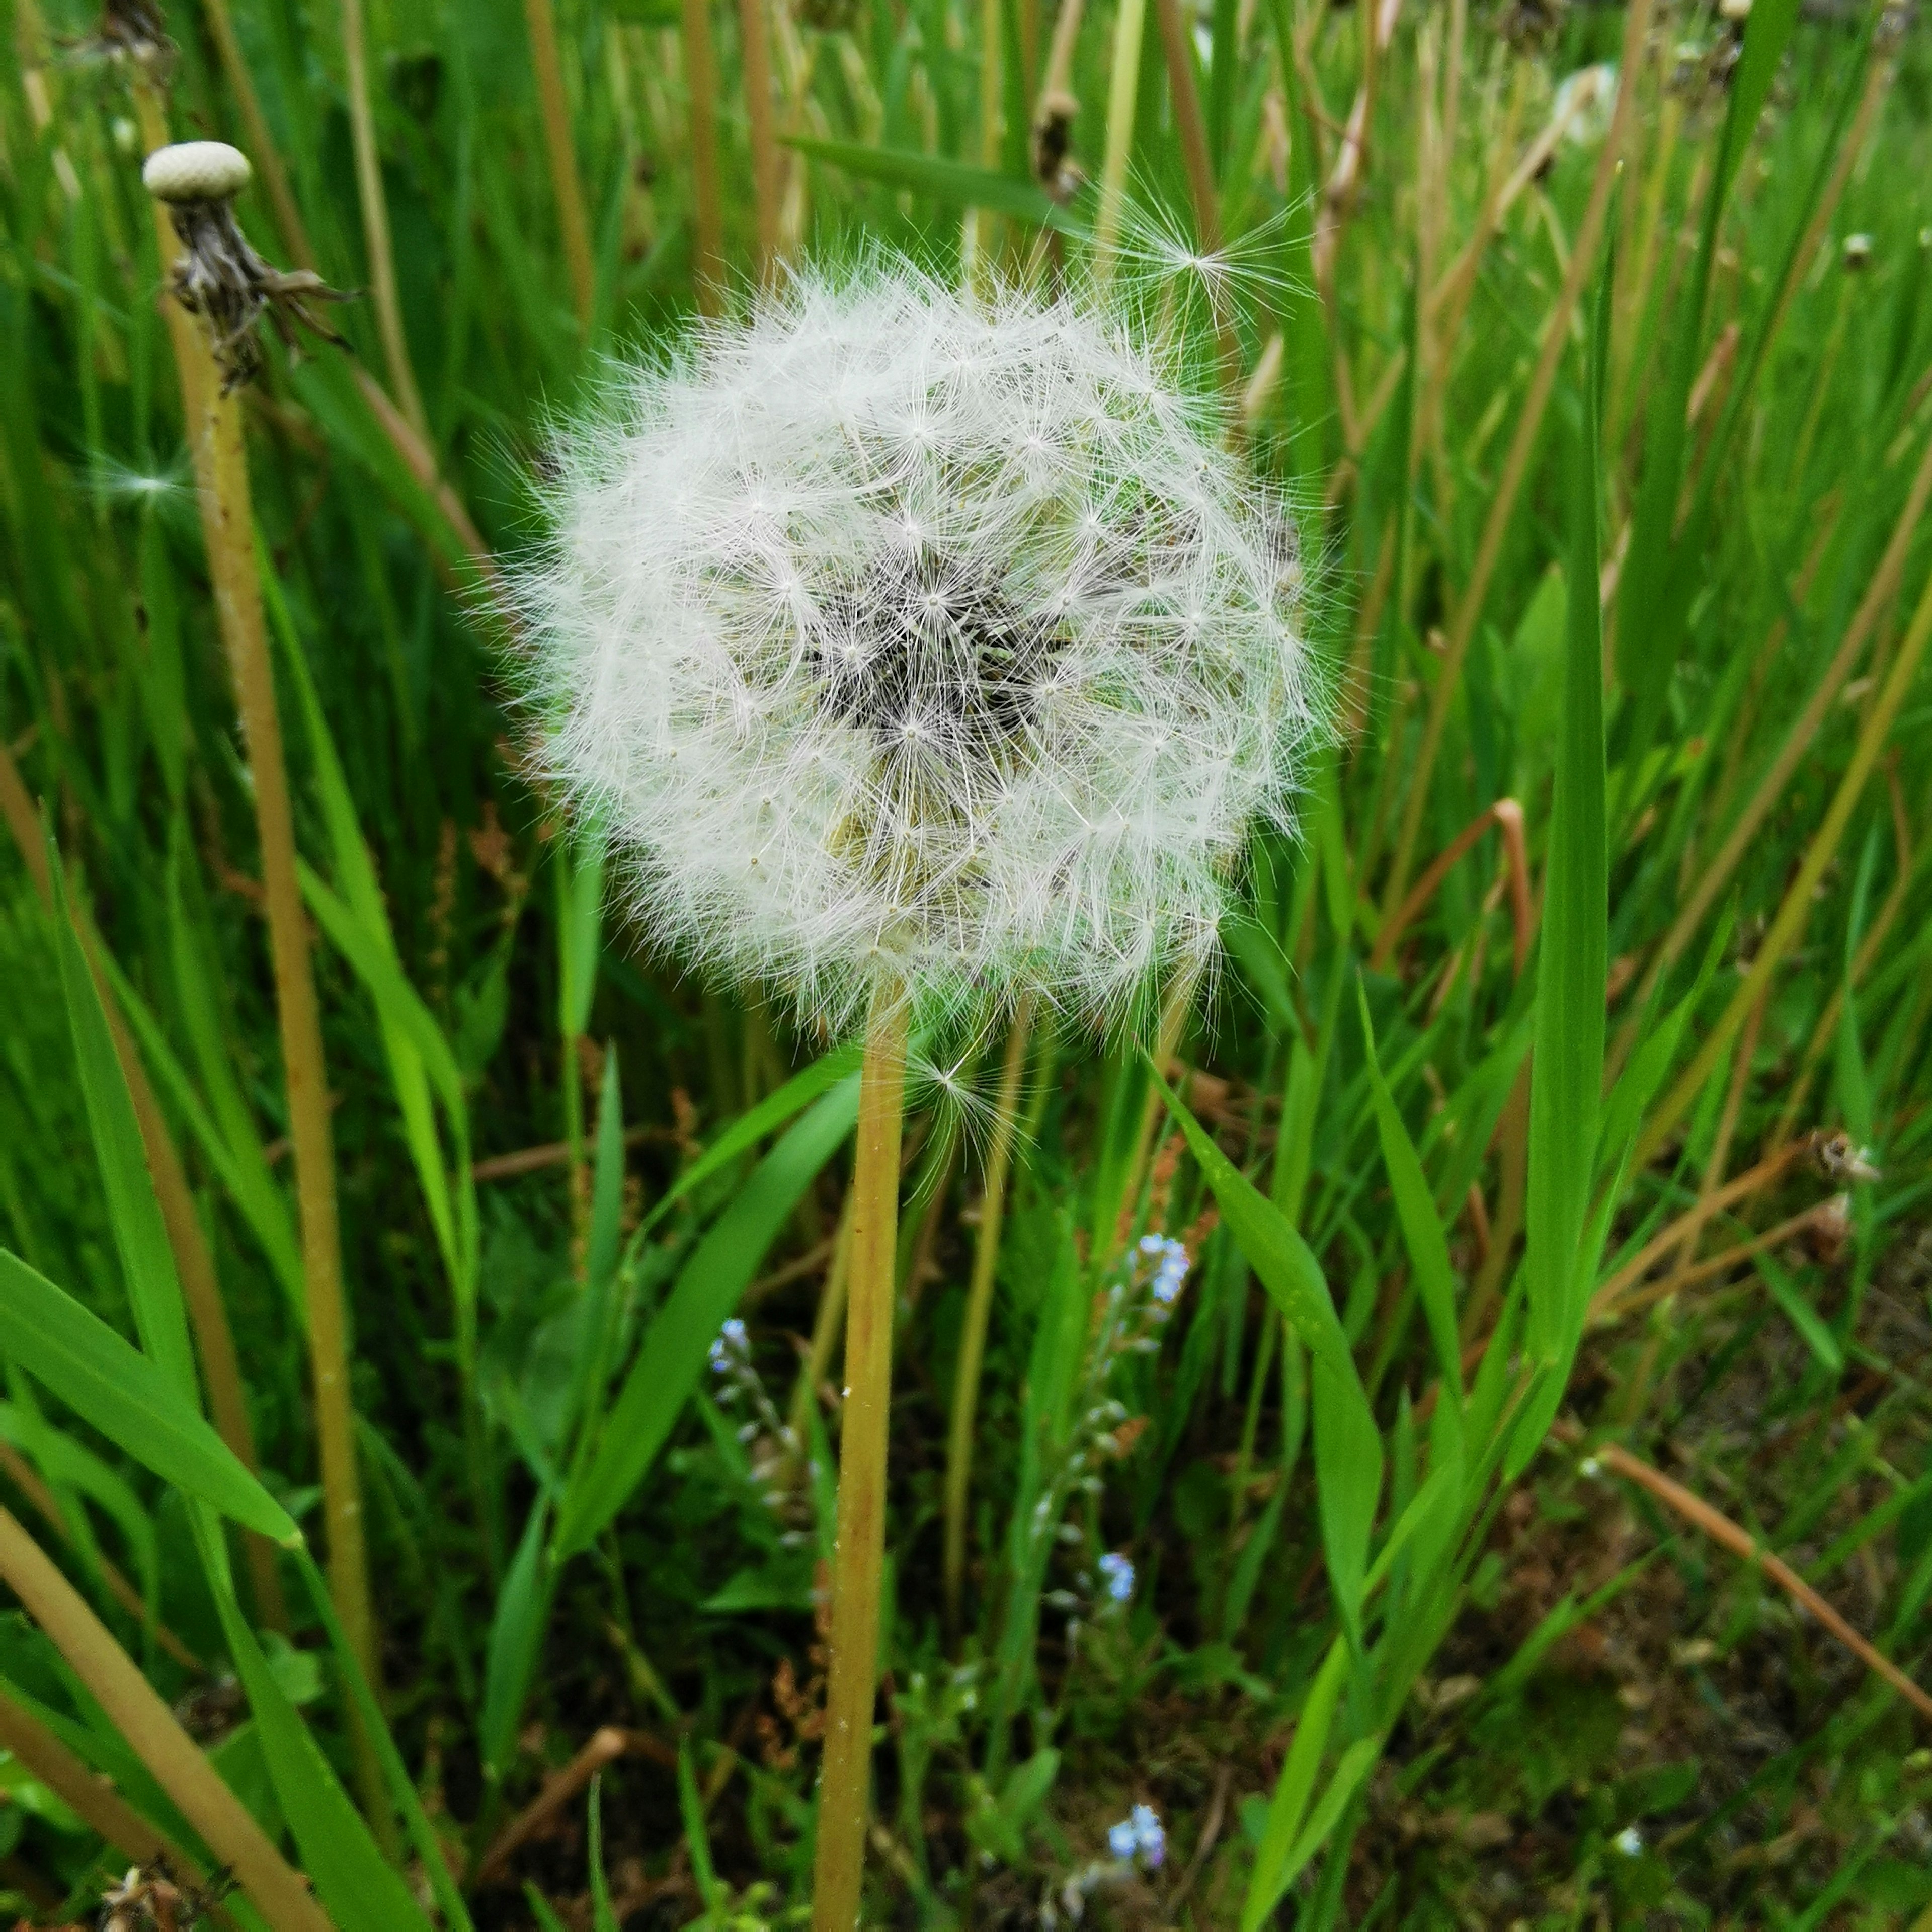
[0,0,1929,1922]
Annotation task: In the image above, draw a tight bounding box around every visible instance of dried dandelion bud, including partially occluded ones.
[141,141,351,392]
[514,264,1324,1040]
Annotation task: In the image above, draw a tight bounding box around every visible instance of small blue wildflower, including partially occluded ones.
[1097,1552,1135,1602]
[1150,1239,1189,1305]
[710,1316,749,1374]
[1131,1804,1165,1867]
[1107,1818,1137,1860]
[1614,1825,1643,1857]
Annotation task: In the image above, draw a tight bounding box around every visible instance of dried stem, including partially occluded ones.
[942,1002,1034,1642]
[156,243,386,1831]
[738,0,783,286]
[525,0,597,326]
[1369,797,1531,975]
[1091,0,1148,275]
[811,993,909,1932]
[0,1685,185,1871]
[197,0,319,272]
[0,1508,337,1930]
[683,0,728,316]
[341,0,430,437]
[1589,1443,1932,1726]
[1638,560,1932,1166]
[1381,0,1650,916]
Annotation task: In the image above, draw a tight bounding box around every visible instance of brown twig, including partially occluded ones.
[1593,1201,1838,1326]
[472,1122,662,1184]
[1589,1442,1932,1726]
[1586,1139,1814,1324]
[1369,798,1531,975]
[471,1725,678,1884]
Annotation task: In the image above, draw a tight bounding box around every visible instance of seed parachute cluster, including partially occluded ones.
[514,262,1322,1036]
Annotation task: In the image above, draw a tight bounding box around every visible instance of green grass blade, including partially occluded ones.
[0,1250,295,1545]
[554,1075,862,1556]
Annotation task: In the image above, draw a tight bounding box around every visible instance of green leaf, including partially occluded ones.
[1281,1736,1380,1883]
[1148,1065,1382,1651]
[555,1077,862,1556]
[1520,264,1609,1403]
[783,137,1090,237]
[1241,1636,1346,1930]
[480,1498,556,1783]
[48,862,195,1400]
[638,1038,864,1238]
[1356,981,1463,1415]
[188,1511,435,1932]
[0,1250,296,1546]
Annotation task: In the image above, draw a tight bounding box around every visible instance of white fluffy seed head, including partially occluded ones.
[142,140,251,204]
[513,260,1324,1039]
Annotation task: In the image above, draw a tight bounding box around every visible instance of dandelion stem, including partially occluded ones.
[811,991,909,1932]
[341,0,430,438]
[525,0,598,327]
[0,1509,336,1932]
[155,231,388,1837]
[943,1001,1033,1644]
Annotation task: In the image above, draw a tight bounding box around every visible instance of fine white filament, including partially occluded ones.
[516,263,1321,1036]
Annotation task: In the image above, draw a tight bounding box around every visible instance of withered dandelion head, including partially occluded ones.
[141,141,351,391]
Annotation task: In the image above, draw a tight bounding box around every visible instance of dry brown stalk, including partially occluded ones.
[1370,798,1532,976]
[1586,1139,1814,1324]
[0,1443,202,1672]
[683,0,728,317]
[525,0,598,325]
[0,1686,182,1872]
[339,0,428,437]
[471,1724,678,1884]
[1596,1202,1837,1327]
[738,0,784,285]
[0,1509,338,1930]
[1588,1443,1932,1727]
[1381,0,1652,918]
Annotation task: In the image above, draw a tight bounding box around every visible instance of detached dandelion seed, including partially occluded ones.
[512,255,1321,1931]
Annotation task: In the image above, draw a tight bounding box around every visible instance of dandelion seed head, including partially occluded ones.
[514,259,1322,1037]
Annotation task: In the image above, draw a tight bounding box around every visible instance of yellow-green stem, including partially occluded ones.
[0,1685,183,1872]
[1639,560,1932,1167]
[1092,0,1148,277]
[0,1510,335,1932]
[342,0,430,437]
[168,298,387,1836]
[962,0,1004,293]
[811,993,909,1932]
[942,1003,1033,1642]
[525,0,598,327]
